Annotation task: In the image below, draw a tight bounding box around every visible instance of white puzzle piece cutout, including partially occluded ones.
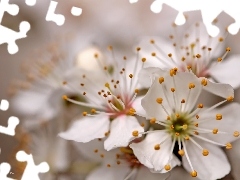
[46,0,65,26]
[0,100,19,136]
[16,151,49,180]
[0,163,15,180]
[131,0,240,36]
[0,0,30,54]
[71,6,82,16]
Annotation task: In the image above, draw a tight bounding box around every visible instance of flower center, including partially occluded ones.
[166,112,192,140]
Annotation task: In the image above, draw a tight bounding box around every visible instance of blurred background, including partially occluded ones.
[1,0,240,179]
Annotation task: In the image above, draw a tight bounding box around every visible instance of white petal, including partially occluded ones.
[74,139,119,163]
[135,167,169,180]
[209,55,240,88]
[104,115,144,151]
[130,131,181,171]
[86,164,131,180]
[225,138,240,180]
[59,115,110,143]
[182,139,230,180]
[131,95,146,117]
[12,87,52,116]
[199,103,240,144]
[138,67,167,88]
[142,72,201,120]
[199,77,233,99]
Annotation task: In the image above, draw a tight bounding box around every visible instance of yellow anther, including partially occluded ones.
[107,164,111,167]
[132,130,139,137]
[194,131,199,135]
[171,88,175,92]
[105,83,110,88]
[212,128,218,134]
[182,124,188,130]
[202,149,209,156]
[191,170,197,177]
[167,116,170,120]
[154,144,160,150]
[150,39,155,44]
[151,52,156,56]
[135,89,139,94]
[150,118,156,124]
[129,74,133,78]
[194,123,199,127]
[136,47,141,51]
[217,57,222,62]
[156,98,163,104]
[170,69,175,76]
[108,46,113,50]
[62,81,67,85]
[181,57,186,61]
[181,99,185,103]
[94,149,98,153]
[226,47,231,52]
[234,131,240,137]
[164,164,171,171]
[198,104,203,108]
[142,58,146,62]
[91,109,96,114]
[171,125,174,129]
[201,78,208,86]
[82,112,87,116]
[173,67,178,72]
[216,114,222,120]
[127,108,136,116]
[178,150,185,156]
[196,54,201,58]
[185,136,190,140]
[208,48,212,51]
[159,77,164,84]
[62,95,68,100]
[168,53,172,57]
[219,37,224,42]
[175,113,180,118]
[175,132,180,136]
[190,43,195,49]
[226,143,232,150]
[94,53,98,58]
[187,65,192,70]
[227,96,234,101]
[189,83,195,89]
[196,115,199,119]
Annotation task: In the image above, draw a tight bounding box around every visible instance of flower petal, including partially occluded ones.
[138,67,168,88]
[225,138,240,180]
[182,139,230,180]
[135,167,169,180]
[104,115,144,151]
[209,55,240,88]
[199,77,233,99]
[59,114,110,143]
[142,72,201,120]
[86,164,131,180]
[198,102,240,144]
[131,95,146,117]
[130,130,181,172]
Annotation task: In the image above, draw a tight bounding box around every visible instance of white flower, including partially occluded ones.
[59,47,146,151]
[10,42,80,128]
[130,71,240,179]
[139,19,240,88]
[75,139,195,180]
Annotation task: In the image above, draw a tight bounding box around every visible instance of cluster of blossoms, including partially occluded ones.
[10,15,240,180]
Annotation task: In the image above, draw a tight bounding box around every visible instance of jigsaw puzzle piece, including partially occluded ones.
[0,21,30,54]
[0,163,15,180]
[0,116,19,136]
[0,99,9,111]
[16,151,49,180]
[46,0,65,26]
